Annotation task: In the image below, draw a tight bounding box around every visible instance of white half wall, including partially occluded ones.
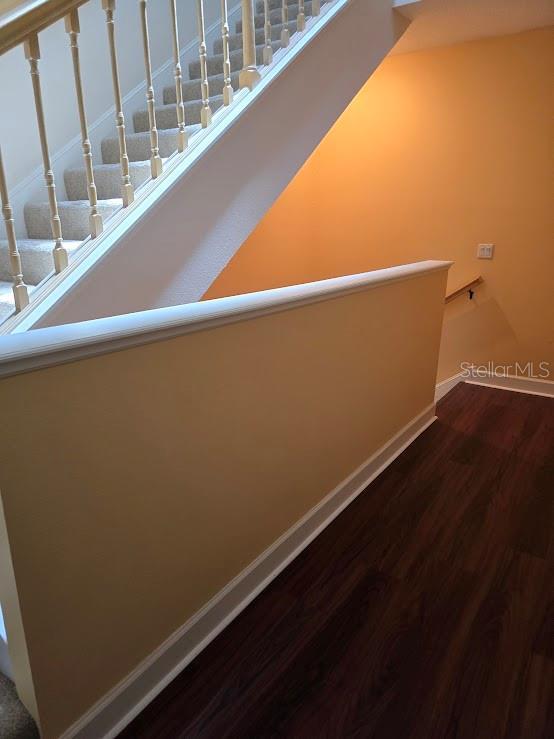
[34,0,408,327]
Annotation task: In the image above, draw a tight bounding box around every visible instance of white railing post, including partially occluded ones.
[195,0,212,127]
[313,0,321,17]
[263,0,272,65]
[297,0,305,31]
[0,147,29,312]
[170,0,188,152]
[65,8,103,239]
[102,0,134,206]
[139,0,163,178]
[220,0,233,105]
[239,0,261,89]
[196,0,212,128]
[24,33,68,273]
[281,0,290,47]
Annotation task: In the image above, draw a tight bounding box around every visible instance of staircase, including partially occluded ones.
[0,0,314,324]
[0,0,409,332]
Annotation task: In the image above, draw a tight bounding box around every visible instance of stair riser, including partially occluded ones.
[236,3,314,32]
[24,201,120,242]
[101,129,189,165]
[256,0,306,13]
[213,21,297,55]
[64,162,152,201]
[188,42,280,81]
[163,71,240,105]
[0,240,81,285]
[133,97,223,134]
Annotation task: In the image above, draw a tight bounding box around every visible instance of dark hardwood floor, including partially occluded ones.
[119,383,554,739]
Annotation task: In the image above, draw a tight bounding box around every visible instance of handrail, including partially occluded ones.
[0,260,452,378]
[445,276,483,304]
[0,0,87,55]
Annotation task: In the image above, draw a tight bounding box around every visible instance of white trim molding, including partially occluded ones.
[59,401,437,739]
[435,371,554,401]
[466,372,554,398]
[434,372,463,402]
[0,260,452,377]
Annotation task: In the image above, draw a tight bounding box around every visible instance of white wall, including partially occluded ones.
[0,0,233,237]
[33,0,407,327]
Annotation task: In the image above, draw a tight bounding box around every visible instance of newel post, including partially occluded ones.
[239,0,261,90]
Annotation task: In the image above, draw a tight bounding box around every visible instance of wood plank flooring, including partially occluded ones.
[119,383,554,738]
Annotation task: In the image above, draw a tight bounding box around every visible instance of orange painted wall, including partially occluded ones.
[205,27,554,381]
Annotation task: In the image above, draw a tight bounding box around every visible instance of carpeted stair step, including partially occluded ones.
[101,125,201,165]
[133,96,224,133]
[0,281,22,322]
[188,41,280,80]
[213,20,297,55]
[0,238,82,285]
[163,71,240,105]
[236,2,316,32]
[64,160,152,201]
[25,200,121,242]
[0,672,39,738]
[255,0,313,11]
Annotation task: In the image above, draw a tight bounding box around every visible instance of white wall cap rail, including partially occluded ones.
[0,260,452,378]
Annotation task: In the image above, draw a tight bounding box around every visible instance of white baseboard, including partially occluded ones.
[434,373,463,402]
[465,372,554,398]
[435,371,554,400]
[61,402,437,739]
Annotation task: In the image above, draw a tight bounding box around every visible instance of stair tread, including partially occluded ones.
[101,125,202,165]
[26,198,122,208]
[64,160,154,201]
[0,239,82,285]
[212,20,297,54]
[0,281,20,321]
[237,2,318,31]
[0,280,38,320]
[163,71,241,105]
[24,199,121,241]
[103,124,201,145]
[64,160,151,175]
[133,96,225,133]
[188,41,281,80]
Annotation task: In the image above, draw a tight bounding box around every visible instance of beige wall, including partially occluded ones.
[205,27,554,381]
[0,266,446,737]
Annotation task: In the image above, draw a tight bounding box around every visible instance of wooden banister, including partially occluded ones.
[0,0,87,56]
[445,276,483,304]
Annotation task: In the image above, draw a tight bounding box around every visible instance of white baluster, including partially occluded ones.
[0,147,29,312]
[170,0,188,152]
[281,0,290,47]
[24,33,68,273]
[239,0,261,89]
[220,0,233,105]
[102,0,134,206]
[139,0,163,178]
[263,0,272,65]
[195,0,212,127]
[297,0,305,31]
[313,0,320,17]
[65,9,103,238]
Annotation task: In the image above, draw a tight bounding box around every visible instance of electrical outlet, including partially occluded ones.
[477,243,494,259]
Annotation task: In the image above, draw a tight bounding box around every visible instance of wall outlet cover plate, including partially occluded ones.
[478,243,494,259]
